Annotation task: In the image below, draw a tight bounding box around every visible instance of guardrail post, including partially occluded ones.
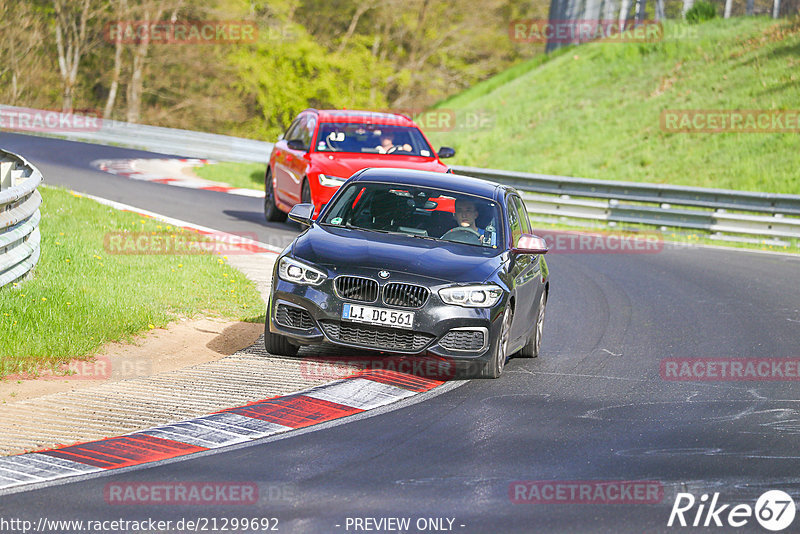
[0,161,12,191]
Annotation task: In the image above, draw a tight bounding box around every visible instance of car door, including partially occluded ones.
[513,194,544,326]
[273,117,303,207]
[506,194,537,346]
[288,115,316,204]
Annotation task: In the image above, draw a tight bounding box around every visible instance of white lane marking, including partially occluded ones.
[303,378,417,411]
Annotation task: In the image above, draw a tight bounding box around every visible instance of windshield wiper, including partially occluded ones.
[344,223,390,234]
[407,233,438,241]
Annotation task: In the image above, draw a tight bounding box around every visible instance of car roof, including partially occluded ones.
[351,168,509,199]
[306,109,417,127]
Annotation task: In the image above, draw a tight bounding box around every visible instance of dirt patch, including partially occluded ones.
[0,317,263,405]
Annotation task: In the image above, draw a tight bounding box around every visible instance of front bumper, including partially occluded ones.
[268,265,506,364]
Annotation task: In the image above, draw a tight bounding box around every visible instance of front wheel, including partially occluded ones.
[477,306,512,378]
[265,168,287,222]
[264,307,298,357]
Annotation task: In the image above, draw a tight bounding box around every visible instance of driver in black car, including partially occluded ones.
[448,197,495,246]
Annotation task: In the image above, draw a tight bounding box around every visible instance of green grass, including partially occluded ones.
[194,161,266,191]
[425,17,800,194]
[0,186,265,379]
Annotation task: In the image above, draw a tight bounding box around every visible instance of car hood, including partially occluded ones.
[309,153,448,178]
[292,225,502,284]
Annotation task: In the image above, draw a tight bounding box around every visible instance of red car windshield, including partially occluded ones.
[315,123,434,157]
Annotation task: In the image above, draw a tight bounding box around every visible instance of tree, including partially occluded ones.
[0,1,47,104]
[53,0,98,111]
[104,0,127,119]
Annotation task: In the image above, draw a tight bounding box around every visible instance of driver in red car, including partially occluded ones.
[376,131,412,154]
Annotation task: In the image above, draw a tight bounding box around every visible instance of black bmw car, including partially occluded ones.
[265,168,549,378]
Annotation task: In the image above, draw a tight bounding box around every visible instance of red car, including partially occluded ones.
[264,109,455,221]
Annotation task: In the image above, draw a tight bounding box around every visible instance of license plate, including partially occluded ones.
[342,303,414,329]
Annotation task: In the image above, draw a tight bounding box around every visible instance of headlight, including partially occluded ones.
[438,284,503,307]
[278,257,327,286]
[318,174,347,187]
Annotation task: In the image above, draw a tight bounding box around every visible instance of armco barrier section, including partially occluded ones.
[0,149,43,288]
[452,166,800,240]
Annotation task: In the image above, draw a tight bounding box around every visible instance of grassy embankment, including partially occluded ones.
[0,186,265,379]
[426,17,800,193]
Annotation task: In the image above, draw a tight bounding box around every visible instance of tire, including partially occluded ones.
[264,309,299,357]
[301,179,312,205]
[477,306,512,378]
[518,291,546,358]
[264,168,287,222]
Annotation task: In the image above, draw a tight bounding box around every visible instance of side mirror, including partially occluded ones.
[288,203,315,226]
[287,139,308,152]
[512,234,548,255]
[437,146,455,158]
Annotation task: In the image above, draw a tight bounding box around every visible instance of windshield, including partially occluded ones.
[315,123,434,157]
[320,182,502,249]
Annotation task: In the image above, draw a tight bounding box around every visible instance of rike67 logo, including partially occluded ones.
[668,490,796,531]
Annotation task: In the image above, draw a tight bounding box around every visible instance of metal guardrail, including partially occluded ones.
[453,166,800,240]
[0,149,42,288]
[2,105,797,241]
[0,105,272,163]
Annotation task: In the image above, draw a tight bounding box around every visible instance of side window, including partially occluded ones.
[284,118,302,142]
[506,198,521,247]
[513,196,532,234]
[301,117,316,148]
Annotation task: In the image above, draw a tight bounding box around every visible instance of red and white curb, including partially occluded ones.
[0,369,443,492]
[91,158,265,198]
